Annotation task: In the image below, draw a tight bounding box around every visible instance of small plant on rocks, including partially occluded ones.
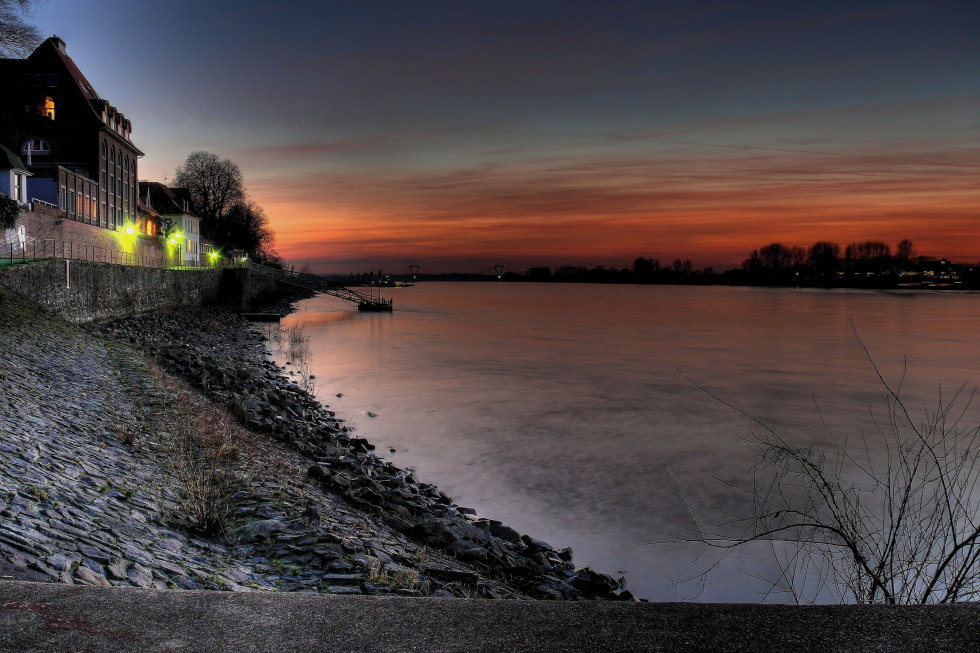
[166,399,242,537]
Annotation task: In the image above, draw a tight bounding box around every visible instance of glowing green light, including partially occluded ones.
[124,226,135,235]
[168,238,176,245]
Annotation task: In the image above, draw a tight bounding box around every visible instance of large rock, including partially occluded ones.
[235,519,289,544]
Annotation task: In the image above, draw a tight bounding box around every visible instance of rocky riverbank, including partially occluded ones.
[0,287,631,601]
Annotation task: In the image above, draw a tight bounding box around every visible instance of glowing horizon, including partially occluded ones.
[29,1,980,273]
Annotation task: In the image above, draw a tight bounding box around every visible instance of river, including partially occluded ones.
[276,282,980,602]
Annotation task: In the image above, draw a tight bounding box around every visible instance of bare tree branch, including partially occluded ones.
[676,345,980,604]
[0,0,41,58]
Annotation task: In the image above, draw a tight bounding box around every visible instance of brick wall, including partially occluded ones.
[0,206,164,266]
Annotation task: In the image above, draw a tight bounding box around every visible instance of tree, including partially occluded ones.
[220,198,279,263]
[632,257,655,279]
[682,339,980,604]
[742,250,762,273]
[807,241,841,278]
[756,243,794,270]
[0,0,41,58]
[843,241,892,275]
[896,239,917,262]
[173,152,244,233]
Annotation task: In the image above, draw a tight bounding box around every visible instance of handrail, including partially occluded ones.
[248,262,392,310]
[0,238,241,271]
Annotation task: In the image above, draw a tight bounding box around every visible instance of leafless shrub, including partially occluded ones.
[167,404,241,537]
[679,333,980,604]
[285,324,310,360]
[281,323,317,394]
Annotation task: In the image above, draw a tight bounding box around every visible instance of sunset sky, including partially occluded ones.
[29,0,980,273]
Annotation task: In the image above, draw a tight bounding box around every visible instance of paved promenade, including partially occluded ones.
[3,580,980,652]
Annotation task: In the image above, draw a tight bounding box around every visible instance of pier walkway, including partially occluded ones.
[248,262,392,311]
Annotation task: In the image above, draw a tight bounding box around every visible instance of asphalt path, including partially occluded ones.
[3,581,980,651]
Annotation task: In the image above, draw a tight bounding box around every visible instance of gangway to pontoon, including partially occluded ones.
[248,262,393,311]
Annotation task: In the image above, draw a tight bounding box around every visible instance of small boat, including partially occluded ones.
[357,299,393,312]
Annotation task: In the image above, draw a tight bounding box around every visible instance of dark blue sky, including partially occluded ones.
[28,0,980,271]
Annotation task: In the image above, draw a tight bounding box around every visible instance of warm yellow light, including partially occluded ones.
[168,238,176,245]
[125,226,135,235]
[174,232,184,240]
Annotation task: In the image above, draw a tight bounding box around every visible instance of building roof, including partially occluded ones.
[138,181,198,218]
[24,36,144,156]
[0,144,32,174]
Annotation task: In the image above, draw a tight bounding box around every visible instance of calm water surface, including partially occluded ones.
[278,283,980,602]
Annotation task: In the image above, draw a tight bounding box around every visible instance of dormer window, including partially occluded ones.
[21,138,51,155]
[40,96,55,120]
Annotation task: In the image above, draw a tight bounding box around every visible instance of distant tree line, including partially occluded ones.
[731,238,975,287]
[522,258,712,285]
[173,151,281,266]
[364,239,978,289]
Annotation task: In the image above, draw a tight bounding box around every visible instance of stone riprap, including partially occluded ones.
[0,292,274,591]
[1,287,629,600]
[95,306,632,601]
[0,291,526,598]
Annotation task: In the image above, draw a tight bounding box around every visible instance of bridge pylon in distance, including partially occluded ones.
[494,265,505,280]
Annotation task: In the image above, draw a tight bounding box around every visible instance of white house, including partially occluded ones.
[139,181,201,266]
[0,144,32,206]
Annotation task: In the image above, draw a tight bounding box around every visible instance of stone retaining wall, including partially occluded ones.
[0,260,281,322]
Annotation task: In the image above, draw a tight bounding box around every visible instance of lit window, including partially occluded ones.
[41,96,55,120]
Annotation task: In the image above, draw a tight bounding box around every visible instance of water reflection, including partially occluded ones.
[280,283,980,602]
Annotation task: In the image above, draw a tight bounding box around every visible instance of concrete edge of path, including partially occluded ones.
[3,580,980,652]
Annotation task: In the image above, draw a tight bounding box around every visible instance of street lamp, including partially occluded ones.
[168,232,184,268]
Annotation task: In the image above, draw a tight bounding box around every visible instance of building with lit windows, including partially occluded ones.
[139,181,201,266]
[0,36,143,231]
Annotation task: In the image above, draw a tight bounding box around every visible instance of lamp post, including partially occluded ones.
[168,232,184,268]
